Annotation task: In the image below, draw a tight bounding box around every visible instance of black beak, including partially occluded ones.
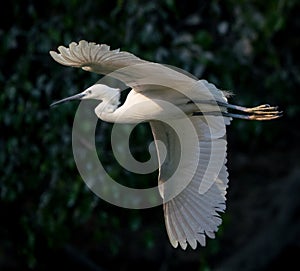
[50,93,86,107]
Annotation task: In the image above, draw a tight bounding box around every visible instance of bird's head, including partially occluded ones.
[50,84,120,107]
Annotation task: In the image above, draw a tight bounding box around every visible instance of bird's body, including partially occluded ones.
[50,40,281,249]
[96,87,196,123]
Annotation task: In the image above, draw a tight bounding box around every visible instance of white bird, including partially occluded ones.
[50,40,281,250]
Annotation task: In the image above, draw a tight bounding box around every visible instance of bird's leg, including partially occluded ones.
[216,101,279,115]
[192,111,282,120]
[217,101,282,120]
[191,100,282,120]
[221,112,282,120]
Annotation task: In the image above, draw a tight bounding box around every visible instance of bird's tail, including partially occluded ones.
[192,80,282,120]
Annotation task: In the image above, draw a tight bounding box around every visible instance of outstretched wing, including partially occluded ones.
[50,40,147,75]
[49,40,199,93]
[50,40,232,105]
[150,116,228,249]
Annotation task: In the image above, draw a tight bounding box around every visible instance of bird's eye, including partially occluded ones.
[88,90,92,94]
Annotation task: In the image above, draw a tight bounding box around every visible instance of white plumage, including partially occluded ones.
[50,40,281,249]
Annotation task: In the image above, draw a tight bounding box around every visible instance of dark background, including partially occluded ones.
[1,0,299,270]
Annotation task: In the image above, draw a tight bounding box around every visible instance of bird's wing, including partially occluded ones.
[49,40,198,93]
[150,116,228,249]
[50,40,147,75]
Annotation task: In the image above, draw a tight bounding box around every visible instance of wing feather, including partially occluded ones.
[50,41,231,107]
[164,203,179,248]
[49,40,202,94]
[150,115,229,249]
[50,40,146,74]
[168,201,187,249]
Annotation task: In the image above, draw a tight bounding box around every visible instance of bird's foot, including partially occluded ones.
[243,104,278,113]
[217,102,282,120]
[222,111,283,120]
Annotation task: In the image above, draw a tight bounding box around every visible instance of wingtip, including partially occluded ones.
[49,50,67,65]
[49,50,60,61]
[49,50,57,57]
[189,239,198,250]
[179,241,188,250]
[170,240,179,249]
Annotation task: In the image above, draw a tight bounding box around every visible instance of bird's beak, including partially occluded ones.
[50,93,86,107]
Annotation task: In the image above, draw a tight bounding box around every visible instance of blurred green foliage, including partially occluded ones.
[0,0,299,270]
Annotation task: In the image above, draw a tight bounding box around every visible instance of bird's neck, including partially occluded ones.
[94,88,120,119]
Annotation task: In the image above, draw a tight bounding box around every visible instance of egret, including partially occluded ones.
[50,40,281,249]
